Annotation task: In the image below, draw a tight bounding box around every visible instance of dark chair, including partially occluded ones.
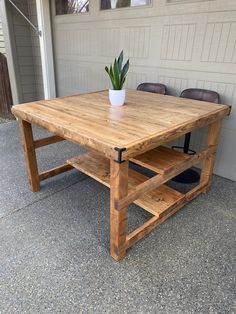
[180,88,219,104]
[172,88,220,184]
[137,83,167,95]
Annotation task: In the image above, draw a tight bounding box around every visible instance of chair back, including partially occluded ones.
[180,88,219,103]
[137,83,167,95]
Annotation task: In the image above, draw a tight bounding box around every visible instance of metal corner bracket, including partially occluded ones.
[114,147,126,163]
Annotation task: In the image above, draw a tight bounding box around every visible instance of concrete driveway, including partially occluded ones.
[0,121,235,313]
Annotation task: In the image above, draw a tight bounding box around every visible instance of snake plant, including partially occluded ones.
[105,51,129,90]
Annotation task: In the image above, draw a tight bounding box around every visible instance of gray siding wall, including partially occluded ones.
[9,0,36,102]
[6,0,44,103]
[0,17,6,54]
[51,0,236,181]
[28,0,44,99]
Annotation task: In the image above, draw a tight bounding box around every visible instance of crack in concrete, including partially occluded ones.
[0,177,89,221]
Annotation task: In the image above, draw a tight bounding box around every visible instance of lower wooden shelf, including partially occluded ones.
[67,151,184,217]
[130,146,190,174]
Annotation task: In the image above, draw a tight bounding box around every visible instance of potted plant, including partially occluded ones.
[105,51,129,106]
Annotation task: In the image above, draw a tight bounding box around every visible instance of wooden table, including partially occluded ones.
[12,90,230,261]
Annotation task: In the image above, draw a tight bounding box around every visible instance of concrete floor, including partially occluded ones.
[0,122,235,314]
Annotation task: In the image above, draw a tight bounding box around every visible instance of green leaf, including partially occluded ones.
[112,60,120,90]
[120,59,129,87]
[105,66,109,74]
[105,65,114,88]
[108,65,115,89]
[117,50,123,72]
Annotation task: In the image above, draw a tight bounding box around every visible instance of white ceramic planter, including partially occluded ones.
[109,89,126,106]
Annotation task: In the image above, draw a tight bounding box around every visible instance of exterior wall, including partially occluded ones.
[51,0,236,181]
[0,17,6,54]
[4,0,44,103]
[7,0,37,102]
[28,0,44,99]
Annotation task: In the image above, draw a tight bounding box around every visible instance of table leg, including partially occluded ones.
[110,160,129,261]
[19,119,40,192]
[200,120,222,192]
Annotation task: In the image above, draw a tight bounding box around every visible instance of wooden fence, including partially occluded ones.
[0,52,13,118]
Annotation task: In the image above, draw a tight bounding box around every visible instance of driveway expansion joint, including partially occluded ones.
[0,177,89,221]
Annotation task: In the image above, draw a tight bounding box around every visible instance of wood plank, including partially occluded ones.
[68,151,110,187]
[67,151,183,217]
[122,107,229,160]
[11,90,230,160]
[200,120,222,191]
[126,180,208,249]
[34,135,65,148]
[18,119,40,192]
[117,145,216,210]
[130,146,189,174]
[39,164,73,181]
[128,169,183,216]
[110,160,129,261]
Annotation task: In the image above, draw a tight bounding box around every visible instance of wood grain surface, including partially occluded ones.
[12,90,230,160]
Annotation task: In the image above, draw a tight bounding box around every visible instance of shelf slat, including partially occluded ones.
[67,151,183,217]
[130,146,190,174]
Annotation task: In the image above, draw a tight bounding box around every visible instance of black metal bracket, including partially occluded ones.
[114,147,126,163]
